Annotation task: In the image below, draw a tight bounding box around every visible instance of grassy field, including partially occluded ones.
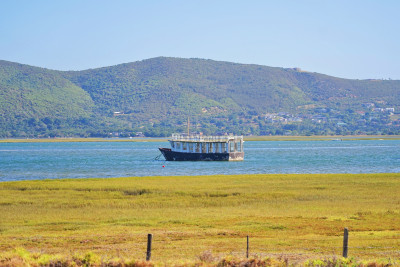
[0,137,168,143]
[244,135,400,141]
[0,174,399,265]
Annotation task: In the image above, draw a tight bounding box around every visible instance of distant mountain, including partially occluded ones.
[0,57,399,137]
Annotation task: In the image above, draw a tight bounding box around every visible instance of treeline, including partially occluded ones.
[1,112,399,138]
[0,116,133,138]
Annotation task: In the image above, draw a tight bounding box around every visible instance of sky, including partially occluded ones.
[1,0,399,80]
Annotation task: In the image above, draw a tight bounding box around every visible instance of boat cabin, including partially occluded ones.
[169,134,243,154]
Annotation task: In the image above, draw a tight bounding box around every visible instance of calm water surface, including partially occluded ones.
[0,140,399,181]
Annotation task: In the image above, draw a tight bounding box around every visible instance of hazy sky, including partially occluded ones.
[1,0,399,79]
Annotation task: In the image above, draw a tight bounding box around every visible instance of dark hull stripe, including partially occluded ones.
[159,148,244,161]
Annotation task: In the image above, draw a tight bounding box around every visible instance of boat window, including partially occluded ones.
[196,143,200,153]
[208,143,212,153]
[237,141,242,152]
[221,143,226,153]
[182,142,187,151]
[202,143,207,153]
[230,141,235,152]
[176,142,180,150]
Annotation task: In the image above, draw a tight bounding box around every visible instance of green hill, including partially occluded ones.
[63,57,400,113]
[0,57,399,137]
[0,61,97,137]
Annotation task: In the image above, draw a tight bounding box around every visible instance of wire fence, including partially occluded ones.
[143,229,400,261]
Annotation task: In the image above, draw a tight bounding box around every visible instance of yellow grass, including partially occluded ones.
[0,137,168,143]
[0,173,399,264]
[244,135,400,141]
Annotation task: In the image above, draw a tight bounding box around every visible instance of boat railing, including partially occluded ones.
[171,134,243,142]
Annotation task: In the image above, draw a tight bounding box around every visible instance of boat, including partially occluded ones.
[159,133,244,161]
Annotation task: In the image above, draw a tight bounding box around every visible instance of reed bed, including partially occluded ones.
[0,173,399,264]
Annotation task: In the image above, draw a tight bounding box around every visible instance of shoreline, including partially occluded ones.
[1,172,399,184]
[1,134,400,143]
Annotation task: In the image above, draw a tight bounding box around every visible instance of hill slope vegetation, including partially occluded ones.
[0,57,399,137]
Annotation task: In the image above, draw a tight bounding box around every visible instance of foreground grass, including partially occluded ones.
[0,174,399,265]
[1,248,397,267]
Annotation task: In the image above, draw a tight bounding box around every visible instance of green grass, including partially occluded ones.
[0,174,399,264]
[244,135,400,141]
[0,137,168,143]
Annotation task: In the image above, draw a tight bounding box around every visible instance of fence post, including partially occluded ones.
[246,235,249,258]
[146,234,152,261]
[342,228,348,258]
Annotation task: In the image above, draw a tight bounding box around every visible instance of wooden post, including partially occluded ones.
[342,228,348,258]
[146,234,152,261]
[246,235,249,258]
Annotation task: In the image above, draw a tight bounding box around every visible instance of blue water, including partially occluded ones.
[0,140,399,181]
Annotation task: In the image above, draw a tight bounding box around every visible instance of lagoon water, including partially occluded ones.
[1,140,399,181]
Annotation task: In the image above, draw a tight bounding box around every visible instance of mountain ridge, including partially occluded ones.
[1,57,399,137]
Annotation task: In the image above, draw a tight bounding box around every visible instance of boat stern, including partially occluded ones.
[229,152,244,161]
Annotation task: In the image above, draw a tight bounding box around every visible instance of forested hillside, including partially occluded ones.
[0,61,96,137]
[1,57,399,137]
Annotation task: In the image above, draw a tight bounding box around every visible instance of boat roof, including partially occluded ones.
[170,134,243,143]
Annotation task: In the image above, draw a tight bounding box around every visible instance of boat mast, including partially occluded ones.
[187,117,190,136]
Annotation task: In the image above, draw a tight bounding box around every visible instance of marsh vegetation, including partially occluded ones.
[0,174,399,265]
